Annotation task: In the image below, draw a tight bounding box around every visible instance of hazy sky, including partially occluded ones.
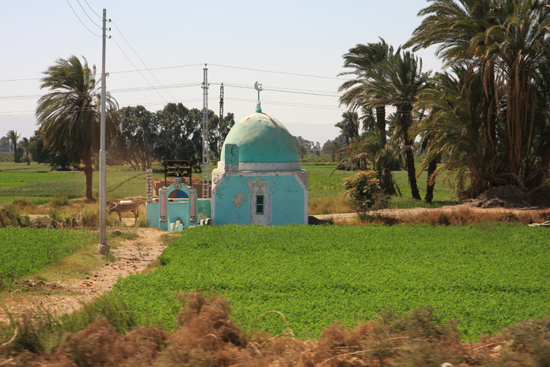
[0,0,442,145]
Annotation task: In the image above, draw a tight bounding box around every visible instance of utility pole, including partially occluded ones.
[98,9,110,255]
[201,65,210,199]
[219,83,224,122]
[219,83,224,159]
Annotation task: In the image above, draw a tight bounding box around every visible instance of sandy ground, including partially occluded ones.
[313,204,546,221]
[0,221,167,324]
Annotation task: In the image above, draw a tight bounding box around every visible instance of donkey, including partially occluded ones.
[107,200,140,225]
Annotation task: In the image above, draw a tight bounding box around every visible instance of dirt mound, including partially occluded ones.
[467,185,529,208]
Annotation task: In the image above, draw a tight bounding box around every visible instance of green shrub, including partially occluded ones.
[0,204,30,228]
[343,170,388,213]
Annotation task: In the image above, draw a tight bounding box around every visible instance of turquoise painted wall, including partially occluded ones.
[197,200,212,219]
[146,174,212,231]
[146,199,211,231]
[146,203,159,228]
[214,174,305,225]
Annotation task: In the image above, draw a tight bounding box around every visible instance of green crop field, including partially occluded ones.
[0,172,75,189]
[0,161,455,208]
[0,162,158,201]
[0,228,98,281]
[112,224,550,340]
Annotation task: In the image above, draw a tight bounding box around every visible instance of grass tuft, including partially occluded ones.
[309,196,353,215]
[49,195,70,208]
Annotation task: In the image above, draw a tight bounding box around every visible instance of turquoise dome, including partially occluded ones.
[220,112,299,163]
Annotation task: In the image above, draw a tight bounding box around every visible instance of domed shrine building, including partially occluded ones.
[211,103,308,225]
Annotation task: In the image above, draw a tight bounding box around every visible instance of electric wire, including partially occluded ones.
[111,21,179,103]
[75,0,101,28]
[0,64,203,83]
[213,82,339,97]
[65,0,101,38]
[0,96,343,116]
[0,77,41,83]
[111,37,170,104]
[0,83,203,102]
[109,64,204,74]
[210,63,344,81]
[83,0,102,18]
[110,82,202,93]
[225,97,342,110]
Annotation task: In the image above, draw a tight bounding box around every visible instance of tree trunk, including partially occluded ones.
[405,146,420,200]
[375,106,386,144]
[383,168,395,195]
[424,157,437,203]
[402,109,420,200]
[83,145,93,200]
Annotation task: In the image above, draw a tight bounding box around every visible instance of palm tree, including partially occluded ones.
[5,130,20,155]
[362,51,431,200]
[339,40,394,144]
[359,106,377,133]
[415,68,495,199]
[36,56,118,199]
[20,137,30,156]
[335,111,359,146]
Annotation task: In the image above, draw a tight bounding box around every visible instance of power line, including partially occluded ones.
[0,77,41,83]
[111,21,179,103]
[0,94,42,101]
[0,98,207,116]
[0,83,203,102]
[111,37,170,104]
[83,0,102,18]
[0,95,343,116]
[0,64,203,83]
[76,0,101,28]
[215,82,339,97]
[109,82,202,93]
[110,63,204,74]
[65,0,101,38]
[0,111,35,117]
[225,97,342,110]
[210,63,344,81]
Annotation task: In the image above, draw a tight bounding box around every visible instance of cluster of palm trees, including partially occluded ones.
[338,39,431,200]
[3,130,30,163]
[339,0,550,202]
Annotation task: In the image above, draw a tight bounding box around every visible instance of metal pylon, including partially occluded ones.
[201,65,210,199]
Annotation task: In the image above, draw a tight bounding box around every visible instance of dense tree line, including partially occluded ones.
[30,55,234,199]
[337,0,550,202]
[112,104,234,172]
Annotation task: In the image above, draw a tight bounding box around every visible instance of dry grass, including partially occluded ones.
[2,292,550,366]
[341,207,550,227]
[309,196,353,215]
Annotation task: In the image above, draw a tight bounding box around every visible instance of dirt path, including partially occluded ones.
[313,205,546,221]
[0,225,167,323]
